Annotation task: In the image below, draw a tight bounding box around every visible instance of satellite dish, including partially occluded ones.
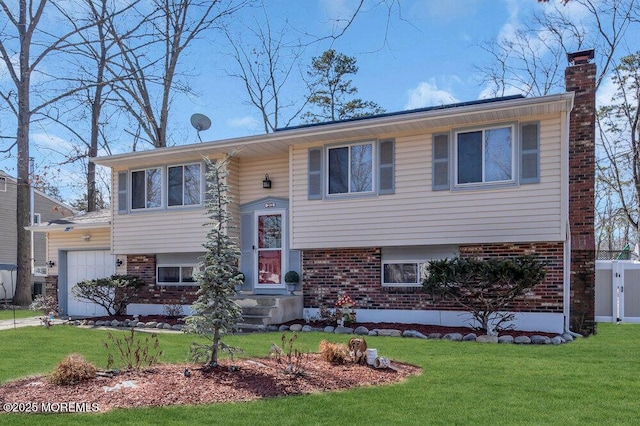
[190,113,211,142]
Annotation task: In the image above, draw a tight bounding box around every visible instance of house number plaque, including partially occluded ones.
[264,202,275,208]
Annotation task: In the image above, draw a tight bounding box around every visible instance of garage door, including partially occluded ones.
[67,250,115,317]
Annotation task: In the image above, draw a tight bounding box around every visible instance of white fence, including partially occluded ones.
[596,260,640,323]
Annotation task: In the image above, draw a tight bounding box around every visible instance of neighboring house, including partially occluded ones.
[42,50,597,335]
[0,171,73,300]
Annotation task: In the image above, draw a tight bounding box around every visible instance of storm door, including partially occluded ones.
[255,211,285,289]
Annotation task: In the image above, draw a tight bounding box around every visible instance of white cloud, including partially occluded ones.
[596,72,618,107]
[228,116,259,129]
[30,132,74,153]
[405,80,458,110]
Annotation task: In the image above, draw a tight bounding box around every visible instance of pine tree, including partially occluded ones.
[185,156,243,366]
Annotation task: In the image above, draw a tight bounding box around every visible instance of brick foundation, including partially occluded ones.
[125,254,199,305]
[302,243,565,315]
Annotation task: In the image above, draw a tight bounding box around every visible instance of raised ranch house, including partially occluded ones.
[37,50,597,335]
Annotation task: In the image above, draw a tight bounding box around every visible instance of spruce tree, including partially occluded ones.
[185,156,243,366]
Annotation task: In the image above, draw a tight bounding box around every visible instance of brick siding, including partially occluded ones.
[126,255,198,305]
[302,243,564,313]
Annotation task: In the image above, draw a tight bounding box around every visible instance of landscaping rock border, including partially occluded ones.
[67,318,577,345]
[269,324,577,345]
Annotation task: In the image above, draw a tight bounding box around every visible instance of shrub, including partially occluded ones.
[423,255,546,333]
[273,333,308,376]
[319,340,350,364]
[105,328,163,370]
[49,354,97,386]
[72,274,145,315]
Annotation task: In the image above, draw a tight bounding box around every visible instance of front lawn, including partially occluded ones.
[0,323,638,425]
[0,307,39,321]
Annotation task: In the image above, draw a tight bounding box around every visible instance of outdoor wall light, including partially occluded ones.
[116,259,124,267]
[46,260,55,268]
[262,174,272,189]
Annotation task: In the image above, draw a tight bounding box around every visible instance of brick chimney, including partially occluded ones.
[565,49,596,335]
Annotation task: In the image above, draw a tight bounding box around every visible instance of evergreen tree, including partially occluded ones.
[185,156,243,366]
[302,49,385,123]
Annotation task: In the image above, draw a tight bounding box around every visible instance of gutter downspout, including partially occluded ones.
[562,103,572,333]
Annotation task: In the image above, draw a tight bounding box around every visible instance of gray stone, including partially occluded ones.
[156,322,165,329]
[136,322,146,328]
[87,320,95,326]
[377,329,402,337]
[323,326,335,333]
[354,326,369,335]
[110,319,120,327]
[278,325,289,332]
[289,324,303,332]
[443,333,463,341]
[145,321,158,328]
[476,335,499,343]
[531,335,551,345]
[551,336,565,345]
[498,335,514,344]
[514,336,531,344]
[368,330,378,336]
[301,325,313,332]
[401,330,426,339]
[334,326,354,334]
[428,333,442,339]
[95,320,105,326]
[463,333,478,341]
[162,323,173,330]
[266,325,279,332]
[129,320,139,327]
[171,324,183,331]
[561,333,574,342]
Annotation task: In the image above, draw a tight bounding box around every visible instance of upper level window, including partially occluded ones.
[456,125,513,185]
[0,176,6,192]
[328,143,373,195]
[308,139,393,199]
[131,168,162,209]
[168,163,201,206]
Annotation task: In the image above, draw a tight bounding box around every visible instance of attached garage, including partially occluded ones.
[65,250,115,317]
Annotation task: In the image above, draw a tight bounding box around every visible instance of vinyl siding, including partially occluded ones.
[238,154,289,204]
[291,115,564,249]
[46,228,111,276]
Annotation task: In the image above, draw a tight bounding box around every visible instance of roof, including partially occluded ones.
[92,92,574,169]
[0,170,75,213]
[28,209,111,232]
[277,95,525,132]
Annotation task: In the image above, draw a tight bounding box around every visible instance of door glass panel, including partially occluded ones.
[258,251,282,284]
[257,213,283,285]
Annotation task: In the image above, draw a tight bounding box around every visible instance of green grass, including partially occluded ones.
[0,307,39,321]
[1,323,639,425]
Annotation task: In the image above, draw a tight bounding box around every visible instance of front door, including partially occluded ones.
[255,211,286,291]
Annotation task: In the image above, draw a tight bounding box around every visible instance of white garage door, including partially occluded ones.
[67,250,115,317]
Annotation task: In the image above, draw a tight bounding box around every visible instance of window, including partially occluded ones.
[308,139,394,199]
[131,167,162,209]
[168,163,201,206]
[328,143,373,194]
[456,125,513,185]
[383,262,422,286]
[157,265,197,285]
[0,176,6,192]
[33,213,41,224]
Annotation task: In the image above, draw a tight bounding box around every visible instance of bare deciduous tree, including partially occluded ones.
[106,0,247,148]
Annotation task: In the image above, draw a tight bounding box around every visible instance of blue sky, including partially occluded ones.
[182,0,547,141]
[0,0,613,201]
